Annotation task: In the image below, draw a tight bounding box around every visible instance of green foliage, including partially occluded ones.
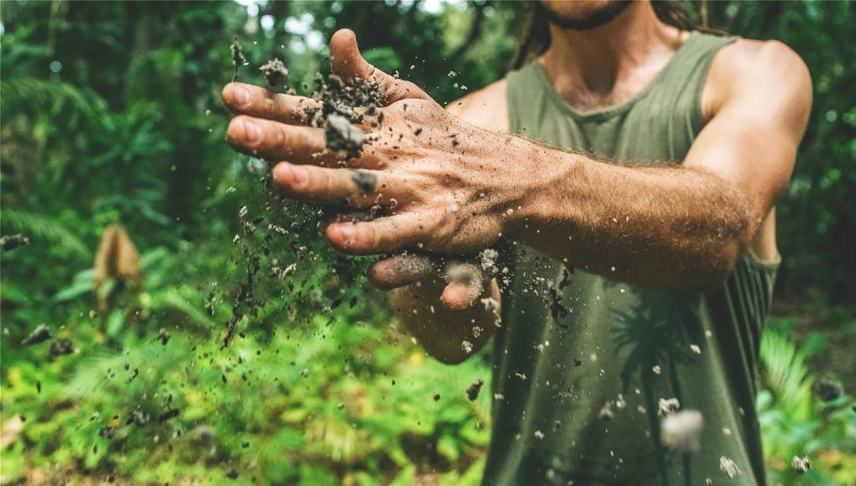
[758,320,856,485]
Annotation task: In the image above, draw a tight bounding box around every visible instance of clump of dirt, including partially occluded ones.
[326,114,366,158]
[21,324,51,346]
[466,378,484,401]
[350,170,377,193]
[304,73,385,159]
[813,377,843,401]
[49,339,74,358]
[259,58,288,88]
[230,37,247,82]
[1,233,29,252]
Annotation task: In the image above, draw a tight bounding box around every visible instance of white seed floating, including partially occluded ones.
[652,365,662,375]
[461,340,473,354]
[719,456,741,479]
[690,344,702,354]
[534,430,545,440]
[661,410,704,452]
[791,455,811,474]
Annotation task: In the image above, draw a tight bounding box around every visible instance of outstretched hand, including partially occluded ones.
[223,29,528,309]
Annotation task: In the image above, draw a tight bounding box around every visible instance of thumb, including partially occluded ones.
[329,29,430,104]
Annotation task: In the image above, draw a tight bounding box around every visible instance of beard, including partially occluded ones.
[539,0,633,31]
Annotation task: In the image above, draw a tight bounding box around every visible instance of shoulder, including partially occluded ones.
[703,38,812,127]
[444,78,509,132]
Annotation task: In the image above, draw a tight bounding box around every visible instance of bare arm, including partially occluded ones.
[508,40,811,289]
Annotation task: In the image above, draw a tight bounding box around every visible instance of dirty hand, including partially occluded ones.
[223,29,530,308]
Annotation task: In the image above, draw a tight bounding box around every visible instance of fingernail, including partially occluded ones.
[337,224,355,244]
[242,119,260,143]
[291,166,308,185]
[232,86,249,106]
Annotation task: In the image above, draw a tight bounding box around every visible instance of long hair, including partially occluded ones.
[511,0,723,70]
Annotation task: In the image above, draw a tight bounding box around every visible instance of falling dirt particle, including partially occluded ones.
[300,368,310,378]
[813,377,843,401]
[719,456,741,478]
[433,393,441,401]
[466,379,484,401]
[791,455,811,474]
[230,37,247,82]
[21,324,51,346]
[351,170,377,192]
[157,328,171,345]
[652,365,662,375]
[49,339,74,358]
[1,234,29,252]
[573,358,583,367]
[226,468,239,480]
[661,410,704,452]
[158,409,180,422]
[259,58,288,88]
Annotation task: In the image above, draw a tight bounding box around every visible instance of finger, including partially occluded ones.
[368,253,436,290]
[441,280,484,311]
[227,115,327,163]
[326,211,433,254]
[329,29,429,104]
[223,82,321,125]
[441,262,485,310]
[272,162,405,206]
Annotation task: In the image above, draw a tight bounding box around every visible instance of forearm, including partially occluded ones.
[389,279,500,364]
[510,144,756,290]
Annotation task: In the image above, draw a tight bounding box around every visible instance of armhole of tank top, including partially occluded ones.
[505,68,523,134]
[691,37,739,134]
[743,247,781,272]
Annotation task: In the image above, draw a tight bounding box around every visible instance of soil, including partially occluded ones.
[304,73,384,159]
[259,58,288,88]
[466,379,484,401]
[230,38,247,82]
[21,324,51,346]
[351,169,377,192]
[1,233,30,252]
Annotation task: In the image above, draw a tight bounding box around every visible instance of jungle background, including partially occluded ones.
[1,1,854,485]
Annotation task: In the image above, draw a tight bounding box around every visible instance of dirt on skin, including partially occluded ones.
[304,72,385,159]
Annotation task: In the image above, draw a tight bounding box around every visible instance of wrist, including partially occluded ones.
[502,141,579,237]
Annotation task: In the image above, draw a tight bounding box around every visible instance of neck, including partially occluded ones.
[541,1,686,97]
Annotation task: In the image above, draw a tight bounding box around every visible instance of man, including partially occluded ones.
[222,1,811,484]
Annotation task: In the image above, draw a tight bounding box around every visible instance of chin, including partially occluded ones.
[540,0,633,30]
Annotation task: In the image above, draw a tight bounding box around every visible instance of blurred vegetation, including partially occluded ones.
[0,1,853,485]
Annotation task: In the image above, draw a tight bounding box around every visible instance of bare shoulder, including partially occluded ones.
[704,38,812,127]
[444,78,509,132]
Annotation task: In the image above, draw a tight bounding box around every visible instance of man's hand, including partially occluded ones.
[222,29,533,308]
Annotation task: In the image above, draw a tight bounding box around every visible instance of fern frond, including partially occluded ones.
[760,329,814,420]
[1,208,90,258]
[0,78,111,130]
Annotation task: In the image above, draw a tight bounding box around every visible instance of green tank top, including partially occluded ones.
[485,32,779,486]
